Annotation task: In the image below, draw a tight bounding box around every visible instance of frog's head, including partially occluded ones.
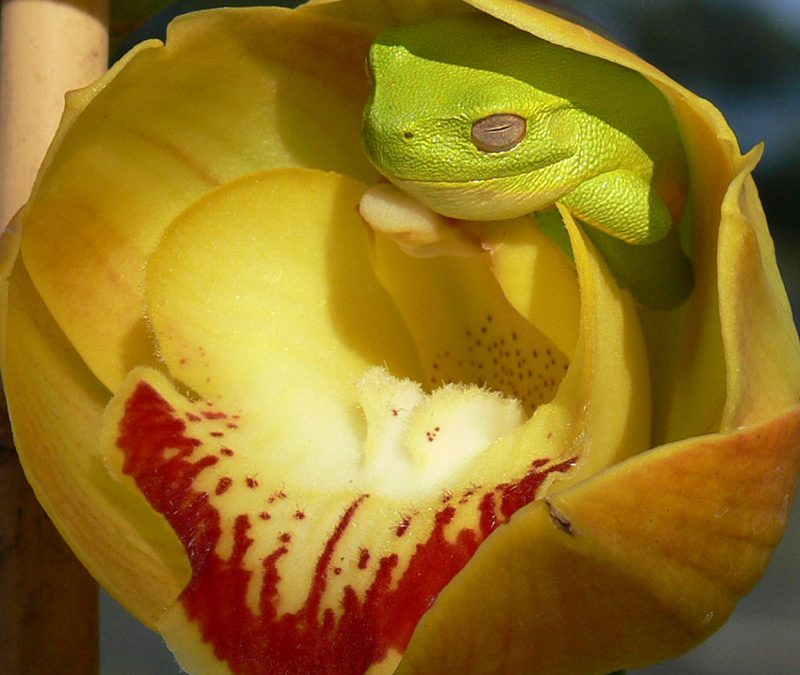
[361,13,579,220]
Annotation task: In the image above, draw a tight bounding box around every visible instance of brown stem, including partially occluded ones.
[0,398,99,673]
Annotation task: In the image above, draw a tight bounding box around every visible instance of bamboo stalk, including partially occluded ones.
[0,1,109,672]
[0,0,110,230]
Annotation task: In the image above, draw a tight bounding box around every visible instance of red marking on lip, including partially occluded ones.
[117,380,574,675]
[215,477,233,496]
[357,548,370,570]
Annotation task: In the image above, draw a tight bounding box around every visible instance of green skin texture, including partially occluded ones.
[362,13,694,308]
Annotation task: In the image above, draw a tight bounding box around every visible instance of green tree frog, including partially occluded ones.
[360,12,693,308]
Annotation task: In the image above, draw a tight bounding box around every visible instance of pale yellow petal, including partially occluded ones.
[469,215,580,358]
[718,147,800,429]
[145,168,421,487]
[21,7,378,391]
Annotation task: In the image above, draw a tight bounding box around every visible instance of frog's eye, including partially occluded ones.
[471,114,527,153]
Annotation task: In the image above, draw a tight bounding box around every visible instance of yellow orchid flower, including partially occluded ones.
[3,1,800,674]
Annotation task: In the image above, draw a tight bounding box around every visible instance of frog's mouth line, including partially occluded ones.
[389,173,567,203]
[384,173,567,222]
[375,151,575,190]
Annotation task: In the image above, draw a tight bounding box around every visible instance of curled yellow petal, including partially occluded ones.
[718,147,800,428]
[398,407,800,674]
[3,260,187,626]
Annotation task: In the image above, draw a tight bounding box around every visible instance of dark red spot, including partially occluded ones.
[395,515,411,537]
[294,510,307,520]
[357,548,370,570]
[202,411,228,420]
[210,431,225,438]
[259,512,271,521]
[215,477,233,495]
[227,423,239,429]
[220,447,234,457]
[185,412,202,422]
[333,567,342,576]
[279,532,292,544]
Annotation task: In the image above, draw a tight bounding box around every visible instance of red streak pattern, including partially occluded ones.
[117,381,574,674]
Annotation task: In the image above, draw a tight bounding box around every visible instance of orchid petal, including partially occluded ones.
[3,261,187,627]
[397,406,800,674]
[20,7,378,391]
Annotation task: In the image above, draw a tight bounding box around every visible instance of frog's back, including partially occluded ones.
[377,12,688,216]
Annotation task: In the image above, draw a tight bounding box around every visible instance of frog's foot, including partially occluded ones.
[359,183,481,257]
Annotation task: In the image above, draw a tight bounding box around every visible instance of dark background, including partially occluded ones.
[102,0,800,672]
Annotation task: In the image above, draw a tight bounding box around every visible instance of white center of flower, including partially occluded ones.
[356,367,525,498]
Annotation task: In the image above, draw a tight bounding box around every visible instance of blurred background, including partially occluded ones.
[102,0,800,672]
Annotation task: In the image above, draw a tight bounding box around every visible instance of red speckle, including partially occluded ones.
[246,476,259,489]
[459,485,479,505]
[202,411,228,420]
[259,512,271,521]
[227,423,239,429]
[210,431,225,438]
[333,567,342,576]
[179,357,189,366]
[215,477,233,496]
[185,412,202,422]
[116,380,574,675]
[268,489,287,505]
[395,515,411,537]
[294,510,307,521]
[357,548,370,570]
[220,447,234,457]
